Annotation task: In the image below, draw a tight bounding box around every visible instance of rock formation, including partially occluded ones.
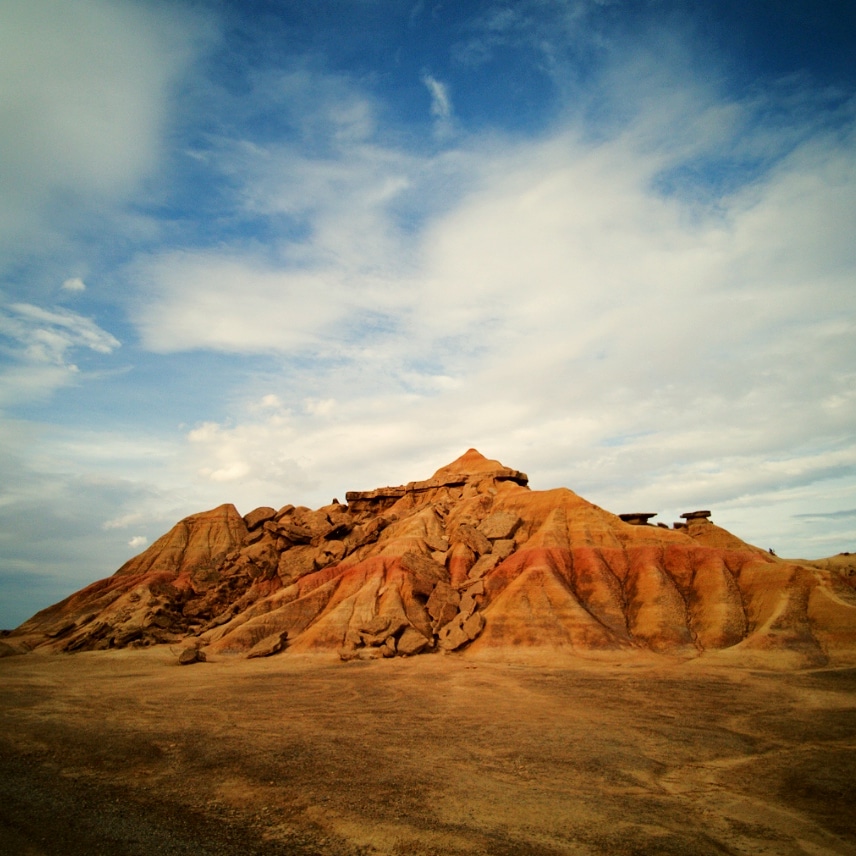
[5,449,856,666]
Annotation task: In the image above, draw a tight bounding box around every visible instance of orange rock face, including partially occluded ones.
[5,449,856,666]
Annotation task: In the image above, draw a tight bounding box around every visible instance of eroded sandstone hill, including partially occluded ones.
[5,449,856,666]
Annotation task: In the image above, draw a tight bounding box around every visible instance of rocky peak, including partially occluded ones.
[429,448,528,484]
[4,450,855,668]
[345,449,528,515]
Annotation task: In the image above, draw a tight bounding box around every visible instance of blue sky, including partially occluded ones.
[1,0,855,629]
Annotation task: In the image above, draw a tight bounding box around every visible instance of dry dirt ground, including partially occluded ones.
[1,649,854,856]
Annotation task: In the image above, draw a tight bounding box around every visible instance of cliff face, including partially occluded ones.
[6,449,856,666]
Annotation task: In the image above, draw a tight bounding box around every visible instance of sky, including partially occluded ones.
[1,0,855,629]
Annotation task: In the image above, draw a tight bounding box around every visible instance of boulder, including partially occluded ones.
[438,612,485,651]
[492,540,516,562]
[456,524,492,557]
[459,592,478,619]
[427,581,460,628]
[424,533,450,553]
[178,646,205,665]
[468,554,500,580]
[358,615,393,645]
[447,542,477,587]
[619,513,657,526]
[459,579,485,597]
[401,551,446,582]
[277,547,317,582]
[397,626,432,656]
[321,510,353,541]
[478,512,522,540]
[247,632,288,659]
[320,540,347,564]
[240,540,280,579]
[278,522,313,544]
[243,507,277,530]
[681,510,712,522]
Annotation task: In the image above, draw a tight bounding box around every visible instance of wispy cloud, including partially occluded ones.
[421,73,454,138]
[0,300,121,405]
[423,73,452,119]
[0,295,120,408]
[61,277,87,293]
[794,509,856,520]
[131,250,348,354]
[0,302,119,367]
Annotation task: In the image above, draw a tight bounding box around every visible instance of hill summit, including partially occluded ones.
[5,449,856,666]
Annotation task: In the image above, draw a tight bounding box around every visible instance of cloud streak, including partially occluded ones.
[1,303,120,363]
[422,73,453,127]
[0,299,121,406]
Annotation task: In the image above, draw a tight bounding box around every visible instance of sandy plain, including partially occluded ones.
[0,648,854,856]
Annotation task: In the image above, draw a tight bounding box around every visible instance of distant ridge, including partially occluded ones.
[4,449,856,667]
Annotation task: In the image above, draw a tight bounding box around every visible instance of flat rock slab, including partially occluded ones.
[478,512,522,540]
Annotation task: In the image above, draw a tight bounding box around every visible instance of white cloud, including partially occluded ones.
[422,73,452,119]
[62,277,86,293]
[0,0,210,264]
[184,412,319,506]
[119,59,856,559]
[128,535,147,549]
[103,512,146,531]
[0,300,121,405]
[0,364,79,407]
[305,398,336,417]
[0,302,119,365]
[421,73,454,138]
[131,250,352,354]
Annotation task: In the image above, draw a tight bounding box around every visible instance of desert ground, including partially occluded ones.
[1,649,854,855]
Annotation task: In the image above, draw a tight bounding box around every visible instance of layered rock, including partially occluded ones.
[5,449,856,667]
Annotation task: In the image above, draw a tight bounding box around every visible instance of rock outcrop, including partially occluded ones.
[6,449,856,667]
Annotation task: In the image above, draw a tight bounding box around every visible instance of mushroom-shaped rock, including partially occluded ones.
[681,510,712,522]
[619,513,658,526]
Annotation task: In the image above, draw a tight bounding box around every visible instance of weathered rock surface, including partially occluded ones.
[6,448,856,667]
[243,506,276,530]
[478,511,522,540]
[177,645,206,665]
